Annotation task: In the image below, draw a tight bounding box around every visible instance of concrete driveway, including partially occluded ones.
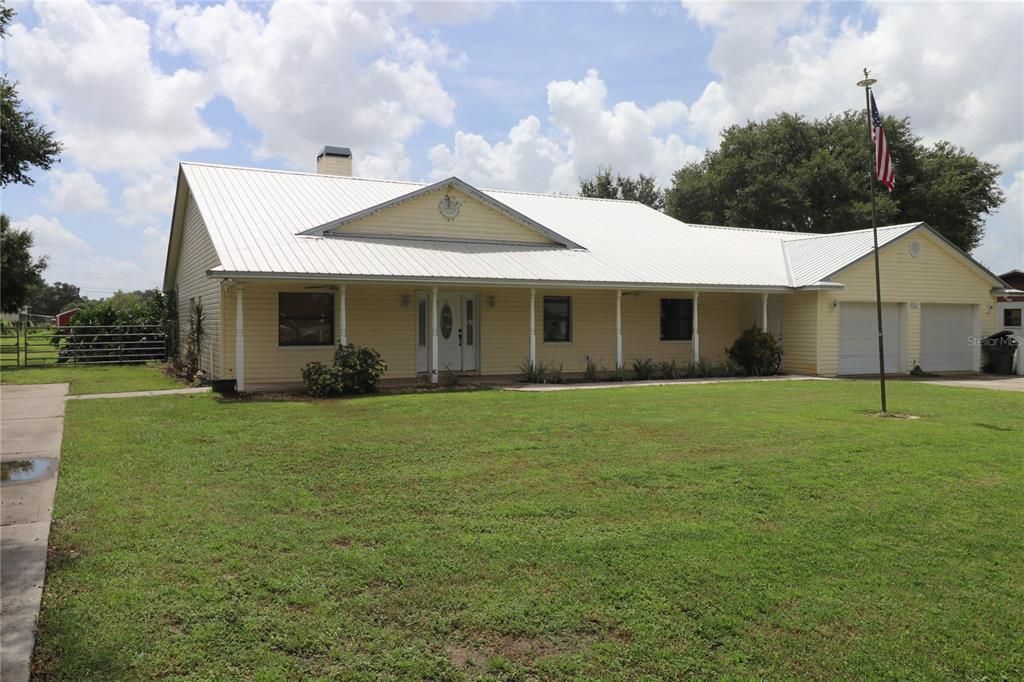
[921,375,1024,393]
[1,383,68,682]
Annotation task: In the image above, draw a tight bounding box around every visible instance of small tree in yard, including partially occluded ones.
[184,300,205,378]
[0,214,47,313]
[727,327,783,376]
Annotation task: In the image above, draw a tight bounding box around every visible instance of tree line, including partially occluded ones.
[579,111,1005,253]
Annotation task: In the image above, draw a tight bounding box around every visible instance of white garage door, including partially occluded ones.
[921,304,974,372]
[839,302,901,374]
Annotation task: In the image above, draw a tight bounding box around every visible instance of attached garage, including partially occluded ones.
[838,302,902,375]
[920,304,975,372]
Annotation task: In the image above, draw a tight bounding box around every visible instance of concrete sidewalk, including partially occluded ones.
[1,383,68,682]
[66,386,211,401]
[507,374,829,392]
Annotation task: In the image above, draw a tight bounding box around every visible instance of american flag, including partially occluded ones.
[870,91,895,192]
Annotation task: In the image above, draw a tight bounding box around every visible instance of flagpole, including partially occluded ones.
[857,67,887,415]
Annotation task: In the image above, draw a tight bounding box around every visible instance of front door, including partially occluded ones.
[437,292,462,371]
[423,292,479,373]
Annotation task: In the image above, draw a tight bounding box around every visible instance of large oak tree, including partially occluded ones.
[663,112,1004,252]
[579,166,664,210]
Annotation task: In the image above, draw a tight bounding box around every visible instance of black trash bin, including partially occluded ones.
[984,331,1019,375]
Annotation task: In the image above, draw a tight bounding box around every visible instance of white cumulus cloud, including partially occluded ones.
[5,1,225,175]
[47,170,110,213]
[19,215,170,297]
[158,0,457,177]
[681,1,1024,165]
[430,70,703,193]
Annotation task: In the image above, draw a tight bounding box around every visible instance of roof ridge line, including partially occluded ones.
[181,161,426,187]
[687,223,814,236]
[782,222,923,241]
[180,161,653,204]
[780,239,796,287]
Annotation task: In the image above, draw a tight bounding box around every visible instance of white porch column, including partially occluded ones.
[615,289,623,369]
[761,292,769,331]
[430,286,439,384]
[529,288,537,367]
[692,291,700,363]
[338,285,348,345]
[235,283,245,392]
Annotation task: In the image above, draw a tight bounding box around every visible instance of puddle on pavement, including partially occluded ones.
[1,458,57,484]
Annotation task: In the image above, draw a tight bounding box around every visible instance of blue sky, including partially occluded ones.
[3,1,1021,297]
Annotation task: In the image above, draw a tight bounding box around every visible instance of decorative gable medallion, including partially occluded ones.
[438,194,461,221]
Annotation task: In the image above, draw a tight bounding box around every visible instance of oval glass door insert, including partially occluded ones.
[440,303,453,339]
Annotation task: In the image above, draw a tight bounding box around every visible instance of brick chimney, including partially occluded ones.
[316,146,352,177]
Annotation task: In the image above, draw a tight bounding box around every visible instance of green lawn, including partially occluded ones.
[0,363,183,395]
[36,381,1023,679]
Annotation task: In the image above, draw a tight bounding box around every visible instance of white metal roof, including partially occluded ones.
[171,162,941,291]
[782,223,922,285]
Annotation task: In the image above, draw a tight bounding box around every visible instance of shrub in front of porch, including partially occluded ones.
[727,326,783,376]
[301,343,387,397]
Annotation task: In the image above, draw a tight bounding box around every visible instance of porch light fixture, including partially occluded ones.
[830,298,839,311]
[487,295,496,309]
[401,294,411,308]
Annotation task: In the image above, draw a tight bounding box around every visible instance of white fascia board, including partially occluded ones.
[206,269,797,293]
[798,281,845,291]
[161,167,191,292]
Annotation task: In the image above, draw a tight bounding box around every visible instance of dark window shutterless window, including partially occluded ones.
[278,293,334,346]
[1005,308,1022,327]
[543,296,571,342]
[418,298,427,346]
[660,298,693,341]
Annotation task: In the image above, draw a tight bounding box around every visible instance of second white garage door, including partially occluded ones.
[921,304,975,372]
[839,302,901,374]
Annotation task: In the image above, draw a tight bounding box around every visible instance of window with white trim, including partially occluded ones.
[1004,307,1022,328]
[279,293,334,346]
[543,296,571,342]
[660,298,693,341]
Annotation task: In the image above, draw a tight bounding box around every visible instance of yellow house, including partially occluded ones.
[163,147,1011,391]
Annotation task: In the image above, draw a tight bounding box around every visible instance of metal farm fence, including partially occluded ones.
[0,322,168,367]
[0,323,18,367]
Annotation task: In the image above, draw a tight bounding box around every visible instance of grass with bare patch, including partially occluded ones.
[35,380,1023,679]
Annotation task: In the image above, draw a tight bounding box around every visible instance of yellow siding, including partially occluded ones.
[222,282,417,388]
[479,289,748,375]
[818,229,996,376]
[329,187,554,244]
[173,193,221,376]
[221,285,766,387]
[477,288,529,374]
[780,291,818,374]
[535,289,616,372]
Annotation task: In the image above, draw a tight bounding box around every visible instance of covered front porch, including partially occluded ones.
[219,280,801,391]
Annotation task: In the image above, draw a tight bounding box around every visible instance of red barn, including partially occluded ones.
[55,308,80,327]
